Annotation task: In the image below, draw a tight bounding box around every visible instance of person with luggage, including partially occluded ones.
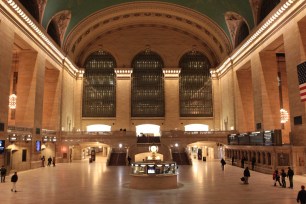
[243,167,250,184]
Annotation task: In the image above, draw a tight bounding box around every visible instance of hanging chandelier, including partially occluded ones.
[9,94,17,109]
[280,108,289,123]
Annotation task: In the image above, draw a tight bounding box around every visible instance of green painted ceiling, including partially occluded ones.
[42,0,254,40]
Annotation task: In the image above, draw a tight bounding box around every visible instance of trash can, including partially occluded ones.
[89,158,92,163]
[203,157,206,162]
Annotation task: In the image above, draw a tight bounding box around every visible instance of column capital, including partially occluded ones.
[76,68,85,79]
[210,68,218,79]
[115,68,133,79]
[163,68,181,78]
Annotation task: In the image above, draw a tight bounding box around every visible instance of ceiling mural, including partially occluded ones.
[42,0,254,41]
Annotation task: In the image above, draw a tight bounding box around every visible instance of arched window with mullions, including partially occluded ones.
[179,51,212,117]
[131,49,164,117]
[82,51,116,117]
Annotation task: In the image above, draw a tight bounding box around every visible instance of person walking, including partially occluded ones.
[127,156,132,165]
[251,157,256,171]
[52,157,56,167]
[273,169,282,186]
[220,158,226,171]
[241,157,245,168]
[231,156,234,166]
[41,155,45,167]
[287,167,294,189]
[47,156,52,166]
[0,165,7,183]
[281,169,286,188]
[297,185,306,204]
[243,167,250,184]
[11,172,18,192]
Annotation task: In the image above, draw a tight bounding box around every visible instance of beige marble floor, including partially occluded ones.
[0,155,304,204]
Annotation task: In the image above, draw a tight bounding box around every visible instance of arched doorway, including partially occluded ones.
[136,124,161,137]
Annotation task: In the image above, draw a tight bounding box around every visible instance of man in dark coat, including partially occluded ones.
[287,167,294,189]
[11,172,18,192]
[243,167,250,184]
[297,185,306,204]
[220,158,226,171]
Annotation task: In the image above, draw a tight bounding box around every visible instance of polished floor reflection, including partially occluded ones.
[0,155,304,204]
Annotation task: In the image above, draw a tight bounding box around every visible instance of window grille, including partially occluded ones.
[82,51,116,117]
[131,50,164,117]
[179,51,212,117]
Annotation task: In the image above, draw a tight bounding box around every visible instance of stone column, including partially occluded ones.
[283,20,306,145]
[115,68,132,131]
[251,54,264,129]
[0,17,14,134]
[259,51,281,130]
[211,70,221,130]
[73,69,84,131]
[163,68,181,130]
[42,68,61,130]
[15,52,45,130]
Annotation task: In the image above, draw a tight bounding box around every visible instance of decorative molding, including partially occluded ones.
[215,0,300,77]
[114,68,133,79]
[163,68,181,78]
[1,0,79,76]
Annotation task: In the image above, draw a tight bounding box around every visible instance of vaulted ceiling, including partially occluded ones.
[16,0,282,68]
[41,0,255,40]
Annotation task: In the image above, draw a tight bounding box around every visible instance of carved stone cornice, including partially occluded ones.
[114,68,133,79]
[163,68,181,78]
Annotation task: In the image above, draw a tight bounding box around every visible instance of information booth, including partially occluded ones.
[130,162,178,189]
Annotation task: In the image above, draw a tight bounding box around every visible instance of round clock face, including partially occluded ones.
[150,146,157,152]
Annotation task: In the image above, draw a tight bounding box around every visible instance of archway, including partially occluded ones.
[184,124,209,131]
[136,124,161,136]
[86,124,111,132]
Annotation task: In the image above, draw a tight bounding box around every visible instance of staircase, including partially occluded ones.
[172,152,191,165]
[108,153,127,166]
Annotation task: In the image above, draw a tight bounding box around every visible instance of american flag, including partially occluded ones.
[298,62,306,102]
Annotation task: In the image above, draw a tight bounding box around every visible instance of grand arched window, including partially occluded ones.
[82,51,116,117]
[131,49,164,117]
[179,51,212,117]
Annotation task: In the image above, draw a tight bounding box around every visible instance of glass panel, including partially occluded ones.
[82,51,116,117]
[131,50,164,117]
[179,51,212,117]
